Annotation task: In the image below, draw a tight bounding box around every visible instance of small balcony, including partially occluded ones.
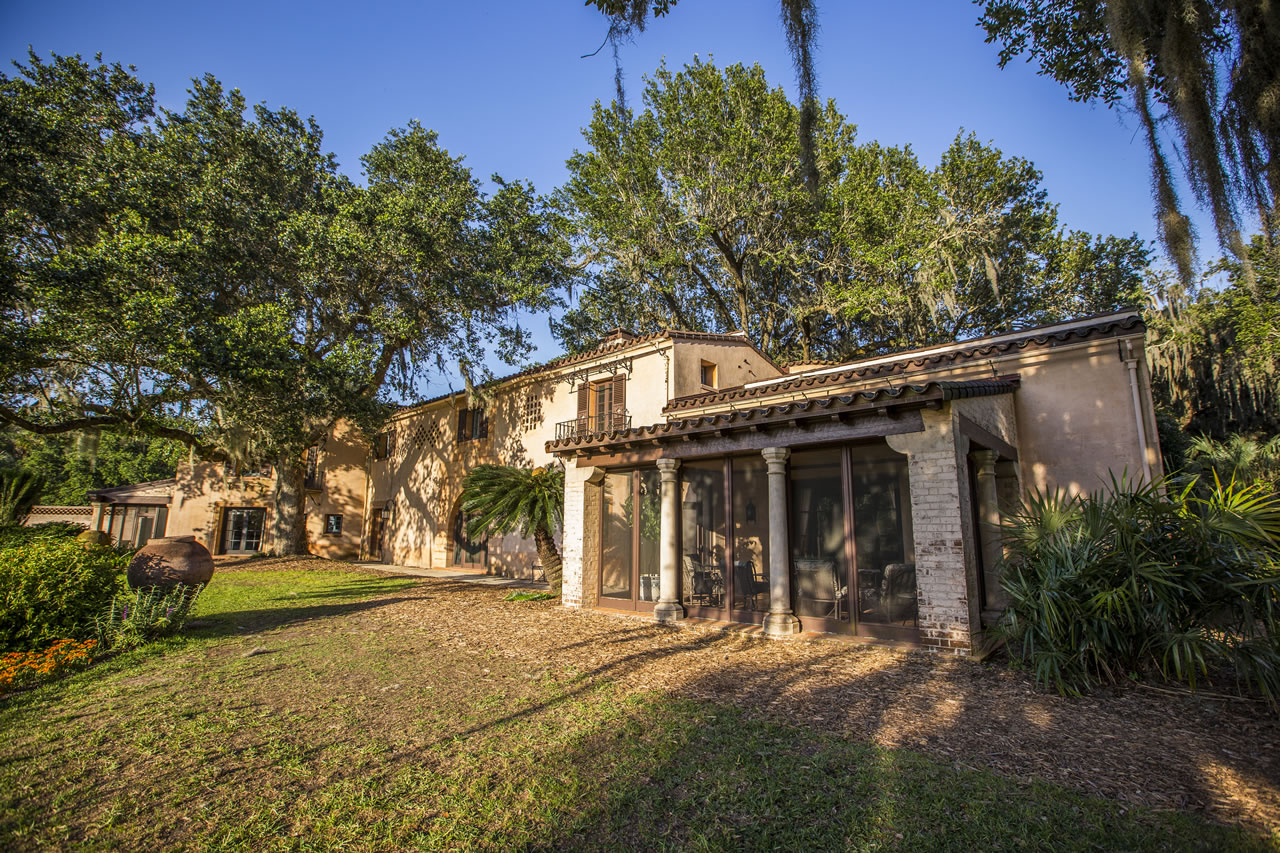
[556,411,632,441]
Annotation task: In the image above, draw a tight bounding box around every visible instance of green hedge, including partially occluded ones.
[0,539,128,652]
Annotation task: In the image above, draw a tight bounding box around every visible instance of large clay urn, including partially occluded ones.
[77,529,112,547]
[127,536,215,589]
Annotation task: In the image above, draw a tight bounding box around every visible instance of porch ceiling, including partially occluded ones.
[546,377,1020,457]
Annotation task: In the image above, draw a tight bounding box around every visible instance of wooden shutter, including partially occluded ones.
[612,374,627,427]
[477,408,489,439]
[577,386,589,420]
[457,408,469,442]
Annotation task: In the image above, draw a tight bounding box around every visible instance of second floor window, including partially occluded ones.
[457,406,489,442]
[374,429,396,460]
[304,446,320,488]
[577,374,627,433]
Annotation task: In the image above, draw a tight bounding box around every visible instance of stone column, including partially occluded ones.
[89,501,107,533]
[654,457,684,623]
[761,447,801,636]
[972,449,1005,613]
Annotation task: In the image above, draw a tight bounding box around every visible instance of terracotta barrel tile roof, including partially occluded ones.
[547,377,1020,454]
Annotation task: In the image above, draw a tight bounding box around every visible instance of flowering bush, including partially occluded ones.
[0,538,128,651]
[0,638,97,693]
[94,584,204,650]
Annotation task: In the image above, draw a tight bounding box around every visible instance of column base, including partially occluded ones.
[653,601,685,624]
[764,611,802,636]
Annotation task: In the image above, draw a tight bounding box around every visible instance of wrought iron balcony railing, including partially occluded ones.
[555,411,632,441]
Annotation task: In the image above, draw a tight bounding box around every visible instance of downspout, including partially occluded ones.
[1124,339,1153,483]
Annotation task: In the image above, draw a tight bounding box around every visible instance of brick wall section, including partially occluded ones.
[560,465,593,608]
[888,405,981,655]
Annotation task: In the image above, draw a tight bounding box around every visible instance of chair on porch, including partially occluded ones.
[794,558,844,620]
[683,555,720,606]
[732,559,768,610]
[880,562,917,623]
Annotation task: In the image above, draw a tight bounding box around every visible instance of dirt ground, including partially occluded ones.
[314,561,1280,833]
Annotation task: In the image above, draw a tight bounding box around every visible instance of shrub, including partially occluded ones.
[0,521,88,550]
[996,475,1280,706]
[0,539,128,652]
[93,584,204,650]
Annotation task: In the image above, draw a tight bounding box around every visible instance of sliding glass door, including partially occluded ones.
[790,443,916,639]
[599,468,660,611]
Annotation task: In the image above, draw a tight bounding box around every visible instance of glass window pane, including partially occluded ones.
[731,456,770,612]
[681,461,725,609]
[637,469,661,601]
[789,449,850,623]
[600,471,633,599]
[850,449,916,626]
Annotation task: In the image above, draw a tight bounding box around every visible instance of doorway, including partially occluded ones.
[221,507,266,555]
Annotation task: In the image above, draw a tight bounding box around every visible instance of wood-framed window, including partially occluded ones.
[457,406,489,443]
[374,429,396,460]
[576,374,627,435]
[304,446,321,489]
[700,360,718,388]
[324,514,342,535]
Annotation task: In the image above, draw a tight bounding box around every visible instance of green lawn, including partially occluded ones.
[0,565,1272,852]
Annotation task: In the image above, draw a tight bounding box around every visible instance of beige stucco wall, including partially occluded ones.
[671,338,783,400]
[166,421,368,558]
[679,332,1161,501]
[367,340,686,575]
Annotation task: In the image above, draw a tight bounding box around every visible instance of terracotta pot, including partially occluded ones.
[127,536,215,589]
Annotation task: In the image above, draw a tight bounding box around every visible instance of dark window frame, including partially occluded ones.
[324,513,343,535]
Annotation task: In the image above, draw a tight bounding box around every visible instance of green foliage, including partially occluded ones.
[0,429,184,506]
[460,464,565,593]
[979,1,1277,283]
[0,469,43,524]
[1146,234,1279,437]
[1,52,569,553]
[1186,434,1280,492]
[556,58,1149,362]
[0,538,127,652]
[93,583,204,650]
[997,475,1280,705]
[0,521,86,550]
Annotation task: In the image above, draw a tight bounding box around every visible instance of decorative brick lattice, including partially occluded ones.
[521,393,542,433]
[412,420,444,450]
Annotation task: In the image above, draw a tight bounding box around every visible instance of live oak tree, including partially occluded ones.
[978,0,1279,285]
[1,52,569,554]
[555,59,1149,362]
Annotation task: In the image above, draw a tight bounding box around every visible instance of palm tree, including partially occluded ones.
[459,464,565,594]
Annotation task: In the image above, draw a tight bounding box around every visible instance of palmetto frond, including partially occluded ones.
[460,464,564,541]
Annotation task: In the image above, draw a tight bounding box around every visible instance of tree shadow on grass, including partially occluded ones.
[190,595,417,638]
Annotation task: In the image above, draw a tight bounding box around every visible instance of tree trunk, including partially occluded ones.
[533,525,562,595]
[271,454,309,556]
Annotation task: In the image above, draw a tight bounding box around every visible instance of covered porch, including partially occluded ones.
[554,379,1021,654]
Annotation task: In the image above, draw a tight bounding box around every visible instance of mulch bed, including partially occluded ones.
[227,559,1280,831]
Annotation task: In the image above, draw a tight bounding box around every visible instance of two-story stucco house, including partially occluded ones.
[86,310,1160,656]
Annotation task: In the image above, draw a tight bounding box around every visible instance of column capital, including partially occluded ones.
[655,457,681,479]
[971,448,999,475]
[761,447,790,469]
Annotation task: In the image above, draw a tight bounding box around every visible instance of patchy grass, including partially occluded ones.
[504,591,558,602]
[0,564,1272,852]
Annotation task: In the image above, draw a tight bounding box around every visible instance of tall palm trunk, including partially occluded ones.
[533,525,562,595]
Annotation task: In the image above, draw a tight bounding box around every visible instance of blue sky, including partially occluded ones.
[3,0,1180,398]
